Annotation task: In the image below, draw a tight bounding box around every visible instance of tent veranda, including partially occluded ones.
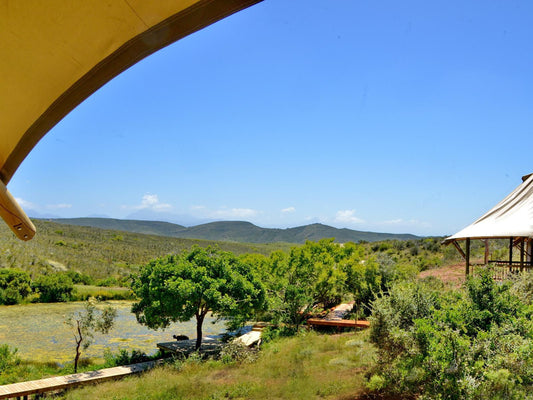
[443,173,533,276]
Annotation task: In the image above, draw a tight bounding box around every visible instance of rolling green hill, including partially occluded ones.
[50,218,420,243]
[50,218,188,236]
[0,220,292,281]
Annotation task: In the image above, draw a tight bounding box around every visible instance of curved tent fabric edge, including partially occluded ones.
[0,0,262,185]
[443,173,533,245]
[442,235,533,245]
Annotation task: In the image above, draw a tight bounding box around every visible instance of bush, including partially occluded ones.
[368,271,533,399]
[0,344,20,373]
[0,268,31,305]
[220,341,259,364]
[509,271,533,305]
[95,276,119,287]
[66,271,94,285]
[261,326,298,343]
[32,273,74,302]
[104,349,150,367]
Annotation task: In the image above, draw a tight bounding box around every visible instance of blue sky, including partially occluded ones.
[9,0,533,236]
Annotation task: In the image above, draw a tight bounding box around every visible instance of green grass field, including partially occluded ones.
[59,330,375,400]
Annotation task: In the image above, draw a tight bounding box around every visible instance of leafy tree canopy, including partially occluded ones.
[132,246,266,349]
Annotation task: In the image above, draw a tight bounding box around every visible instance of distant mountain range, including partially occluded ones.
[47,218,420,244]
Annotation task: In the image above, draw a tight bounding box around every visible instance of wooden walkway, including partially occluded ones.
[307,302,369,329]
[307,318,370,329]
[0,360,159,400]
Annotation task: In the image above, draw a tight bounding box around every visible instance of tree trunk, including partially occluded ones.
[74,339,81,373]
[195,312,205,350]
[74,320,82,373]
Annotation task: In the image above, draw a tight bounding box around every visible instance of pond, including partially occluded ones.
[0,301,226,364]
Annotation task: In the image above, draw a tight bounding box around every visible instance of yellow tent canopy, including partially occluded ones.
[0,0,261,241]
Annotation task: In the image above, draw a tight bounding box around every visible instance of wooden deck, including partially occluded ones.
[0,360,159,400]
[307,318,370,329]
[157,338,224,358]
[306,302,370,330]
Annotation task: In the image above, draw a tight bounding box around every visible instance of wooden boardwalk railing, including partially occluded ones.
[0,360,159,400]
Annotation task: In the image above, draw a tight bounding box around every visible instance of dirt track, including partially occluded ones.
[419,263,466,286]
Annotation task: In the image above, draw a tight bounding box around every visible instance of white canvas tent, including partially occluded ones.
[443,173,533,275]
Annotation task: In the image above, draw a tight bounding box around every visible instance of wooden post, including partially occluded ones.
[484,239,489,265]
[465,238,471,276]
[509,237,514,272]
[452,240,466,260]
[529,239,533,267]
[520,237,525,272]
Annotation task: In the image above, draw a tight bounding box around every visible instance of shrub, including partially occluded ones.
[220,341,259,364]
[261,326,298,343]
[0,344,20,373]
[368,271,533,399]
[509,271,533,305]
[0,268,31,305]
[32,273,74,302]
[66,271,94,285]
[95,277,119,287]
[104,349,150,367]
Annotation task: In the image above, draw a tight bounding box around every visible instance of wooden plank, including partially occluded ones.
[0,361,158,399]
[307,318,370,329]
[235,331,261,347]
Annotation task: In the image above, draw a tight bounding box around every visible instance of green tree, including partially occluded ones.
[267,239,351,328]
[65,298,116,373]
[131,246,267,350]
[32,273,74,302]
[0,268,31,305]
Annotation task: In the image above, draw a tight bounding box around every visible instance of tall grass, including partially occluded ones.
[59,330,375,400]
[71,285,135,301]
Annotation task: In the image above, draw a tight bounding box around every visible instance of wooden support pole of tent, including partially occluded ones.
[520,237,525,272]
[465,238,471,276]
[484,239,489,265]
[509,237,514,272]
[452,240,466,260]
[529,239,533,266]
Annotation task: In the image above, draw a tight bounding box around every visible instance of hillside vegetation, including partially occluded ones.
[51,218,420,243]
[0,220,292,281]
[2,224,520,398]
